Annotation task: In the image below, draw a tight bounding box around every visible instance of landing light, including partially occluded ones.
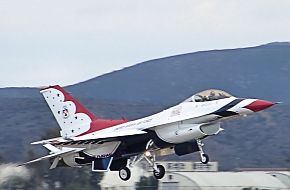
[145,151,152,157]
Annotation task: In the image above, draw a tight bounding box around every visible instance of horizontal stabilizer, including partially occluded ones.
[31,137,68,145]
[71,129,147,141]
[18,146,85,167]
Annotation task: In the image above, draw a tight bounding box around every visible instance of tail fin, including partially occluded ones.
[40,85,97,138]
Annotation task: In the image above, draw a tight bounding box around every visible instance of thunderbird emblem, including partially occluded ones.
[62,106,70,119]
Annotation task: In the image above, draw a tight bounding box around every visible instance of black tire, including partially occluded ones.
[119,167,131,181]
[200,153,209,164]
[153,165,165,179]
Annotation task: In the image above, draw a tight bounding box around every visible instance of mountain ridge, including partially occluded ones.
[1,41,290,103]
[68,42,290,104]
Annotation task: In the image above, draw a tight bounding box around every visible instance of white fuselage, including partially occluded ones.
[74,97,256,144]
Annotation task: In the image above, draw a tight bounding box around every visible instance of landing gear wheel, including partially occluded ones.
[153,165,165,179]
[119,167,131,181]
[200,153,209,164]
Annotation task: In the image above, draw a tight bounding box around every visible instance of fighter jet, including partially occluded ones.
[20,86,275,181]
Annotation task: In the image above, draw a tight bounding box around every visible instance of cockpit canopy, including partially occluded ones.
[184,89,233,103]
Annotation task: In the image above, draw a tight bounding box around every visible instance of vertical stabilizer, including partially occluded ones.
[40,85,97,138]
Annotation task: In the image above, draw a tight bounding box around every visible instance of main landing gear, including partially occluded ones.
[118,140,165,181]
[118,139,209,181]
[119,167,131,181]
[143,149,165,180]
[197,139,209,164]
[153,164,166,179]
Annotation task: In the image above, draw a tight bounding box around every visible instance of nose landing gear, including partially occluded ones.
[197,139,209,164]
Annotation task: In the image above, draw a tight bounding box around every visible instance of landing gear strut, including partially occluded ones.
[197,139,209,164]
[119,139,165,181]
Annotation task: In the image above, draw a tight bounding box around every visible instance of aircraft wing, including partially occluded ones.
[18,146,85,166]
[71,129,147,141]
[31,129,147,145]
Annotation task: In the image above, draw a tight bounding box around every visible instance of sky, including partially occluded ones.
[1,0,290,87]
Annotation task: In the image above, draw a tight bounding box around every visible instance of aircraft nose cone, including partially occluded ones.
[244,100,274,112]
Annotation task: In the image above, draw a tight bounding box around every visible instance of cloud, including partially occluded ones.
[0,164,31,187]
[1,0,290,87]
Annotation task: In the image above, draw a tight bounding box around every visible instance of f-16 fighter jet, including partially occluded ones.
[20,86,275,181]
